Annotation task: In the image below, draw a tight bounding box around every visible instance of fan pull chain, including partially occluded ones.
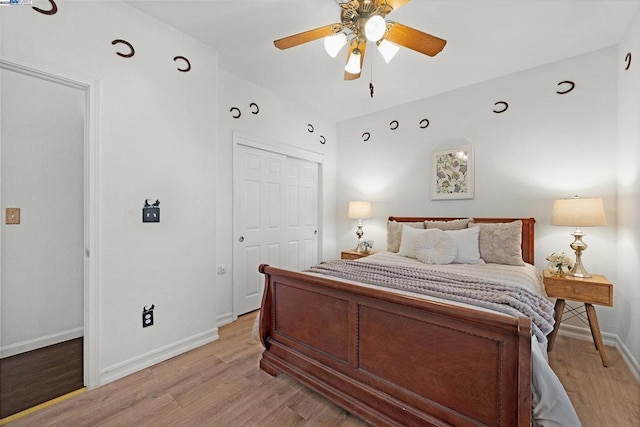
[369,56,375,98]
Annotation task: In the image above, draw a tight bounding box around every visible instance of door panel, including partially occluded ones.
[290,158,319,271]
[234,145,285,315]
[233,144,319,316]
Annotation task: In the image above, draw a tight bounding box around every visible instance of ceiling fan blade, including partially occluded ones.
[385,22,447,57]
[274,24,340,50]
[384,0,411,11]
[344,41,367,81]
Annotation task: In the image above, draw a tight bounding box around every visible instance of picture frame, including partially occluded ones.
[432,145,474,200]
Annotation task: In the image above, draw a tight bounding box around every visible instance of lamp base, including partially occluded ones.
[569,230,592,278]
[569,255,592,278]
[354,221,365,253]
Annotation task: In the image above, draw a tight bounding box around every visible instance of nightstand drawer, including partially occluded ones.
[543,272,613,306]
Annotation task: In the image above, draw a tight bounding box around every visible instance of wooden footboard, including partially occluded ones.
[259,264,532,426]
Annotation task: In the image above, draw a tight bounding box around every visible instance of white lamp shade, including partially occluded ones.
[323,33,347,58]
[377,39,400,63]
[552,197,606,227]
[347,201,372,219]
[344,49,362,74]
[364,15,386,42]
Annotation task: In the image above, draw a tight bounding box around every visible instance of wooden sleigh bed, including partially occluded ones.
[258,217,537,426]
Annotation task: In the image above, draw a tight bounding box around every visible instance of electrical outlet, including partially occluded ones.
[142,305,154,328]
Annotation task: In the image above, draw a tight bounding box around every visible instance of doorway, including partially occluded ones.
[0,59,98,419]
[232,135,321,317]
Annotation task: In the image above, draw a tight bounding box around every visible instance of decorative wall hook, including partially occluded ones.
[249,102,259,115]
[230,107,241,119]
[307,124,314,133]
[556,80,575,95]
[419,119,430,129]
[493,101,509,114]
[32,0,57,15]
[111,39,135,58]
[319,136,326,145]
[625,52,632,70]
[362,132,371,142]
[390,120,399,130]
[173,56,191,72]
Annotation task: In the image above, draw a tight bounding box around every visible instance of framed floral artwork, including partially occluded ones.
[432,145,474,200]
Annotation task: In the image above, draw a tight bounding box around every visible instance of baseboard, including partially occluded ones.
[558,324,640,383]
[216,311,235,327]
[0,327,84,359]
[99,327,219,386]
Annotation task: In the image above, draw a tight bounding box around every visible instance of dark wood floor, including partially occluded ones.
[0,337,84,419]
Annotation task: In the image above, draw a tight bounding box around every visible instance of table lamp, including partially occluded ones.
[551,196,606,278]
[347,201,372,253]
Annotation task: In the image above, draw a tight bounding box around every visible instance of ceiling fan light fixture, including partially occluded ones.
[345,48,362,74]
[364,14,386,42]
[377,39,400,63]
[324,32,348,57]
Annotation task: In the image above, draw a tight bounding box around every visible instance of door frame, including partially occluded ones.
[231,132,323,319]
[0,58,101,388]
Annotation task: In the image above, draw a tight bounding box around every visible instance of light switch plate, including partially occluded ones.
[6,208,20,224]
[142,207,159,223]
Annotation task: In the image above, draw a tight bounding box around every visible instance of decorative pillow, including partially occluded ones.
[425,218,474,230]
[474,220,525,266]
[387,221,425,253]
[443,227,484,264]
[414,229,458,265]
[398,225,428,258]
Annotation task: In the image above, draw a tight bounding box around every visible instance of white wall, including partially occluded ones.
[1,1,218,385]
[337,48,621,338]
[215,69,337,324]
[1,68,84,357]
[617,9,640,379]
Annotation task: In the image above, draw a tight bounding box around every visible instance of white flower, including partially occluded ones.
[546,252,573,268]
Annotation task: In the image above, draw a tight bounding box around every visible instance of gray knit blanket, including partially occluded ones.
[305,260,555,342]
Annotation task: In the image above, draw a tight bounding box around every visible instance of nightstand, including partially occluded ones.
[543,270,613,367]
[341,250,374,260]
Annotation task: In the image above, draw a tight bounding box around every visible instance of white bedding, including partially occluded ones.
[303,252,581,426]
[359,251,547,295]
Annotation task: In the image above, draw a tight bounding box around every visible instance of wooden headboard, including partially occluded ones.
[388,217,536,264]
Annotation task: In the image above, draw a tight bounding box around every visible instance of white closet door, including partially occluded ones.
[233,144,286,316]
[233,144,320,317]
[285,157,319,271]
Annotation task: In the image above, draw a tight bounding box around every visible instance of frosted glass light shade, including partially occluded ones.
[377,39,400,63]
[347,201,372,219]
[324,33,347,58]
[345,49,362,74]
[552,197,606,227]
[365,15,386,42]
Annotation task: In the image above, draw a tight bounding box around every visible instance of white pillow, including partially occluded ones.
[414,229,458,265]
[444,227,484,264]
[398,225,428,258]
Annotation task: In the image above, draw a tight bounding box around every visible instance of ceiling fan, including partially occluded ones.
[273,0,447,81]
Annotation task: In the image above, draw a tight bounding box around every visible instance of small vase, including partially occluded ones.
[548,262,566,277]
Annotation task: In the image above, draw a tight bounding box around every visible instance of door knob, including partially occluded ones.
[239,236,244,242]
[314,230,318,235]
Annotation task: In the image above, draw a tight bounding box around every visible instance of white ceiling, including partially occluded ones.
[126,0,640,122]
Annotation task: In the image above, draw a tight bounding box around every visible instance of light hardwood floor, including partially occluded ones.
[4,312,639,426]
